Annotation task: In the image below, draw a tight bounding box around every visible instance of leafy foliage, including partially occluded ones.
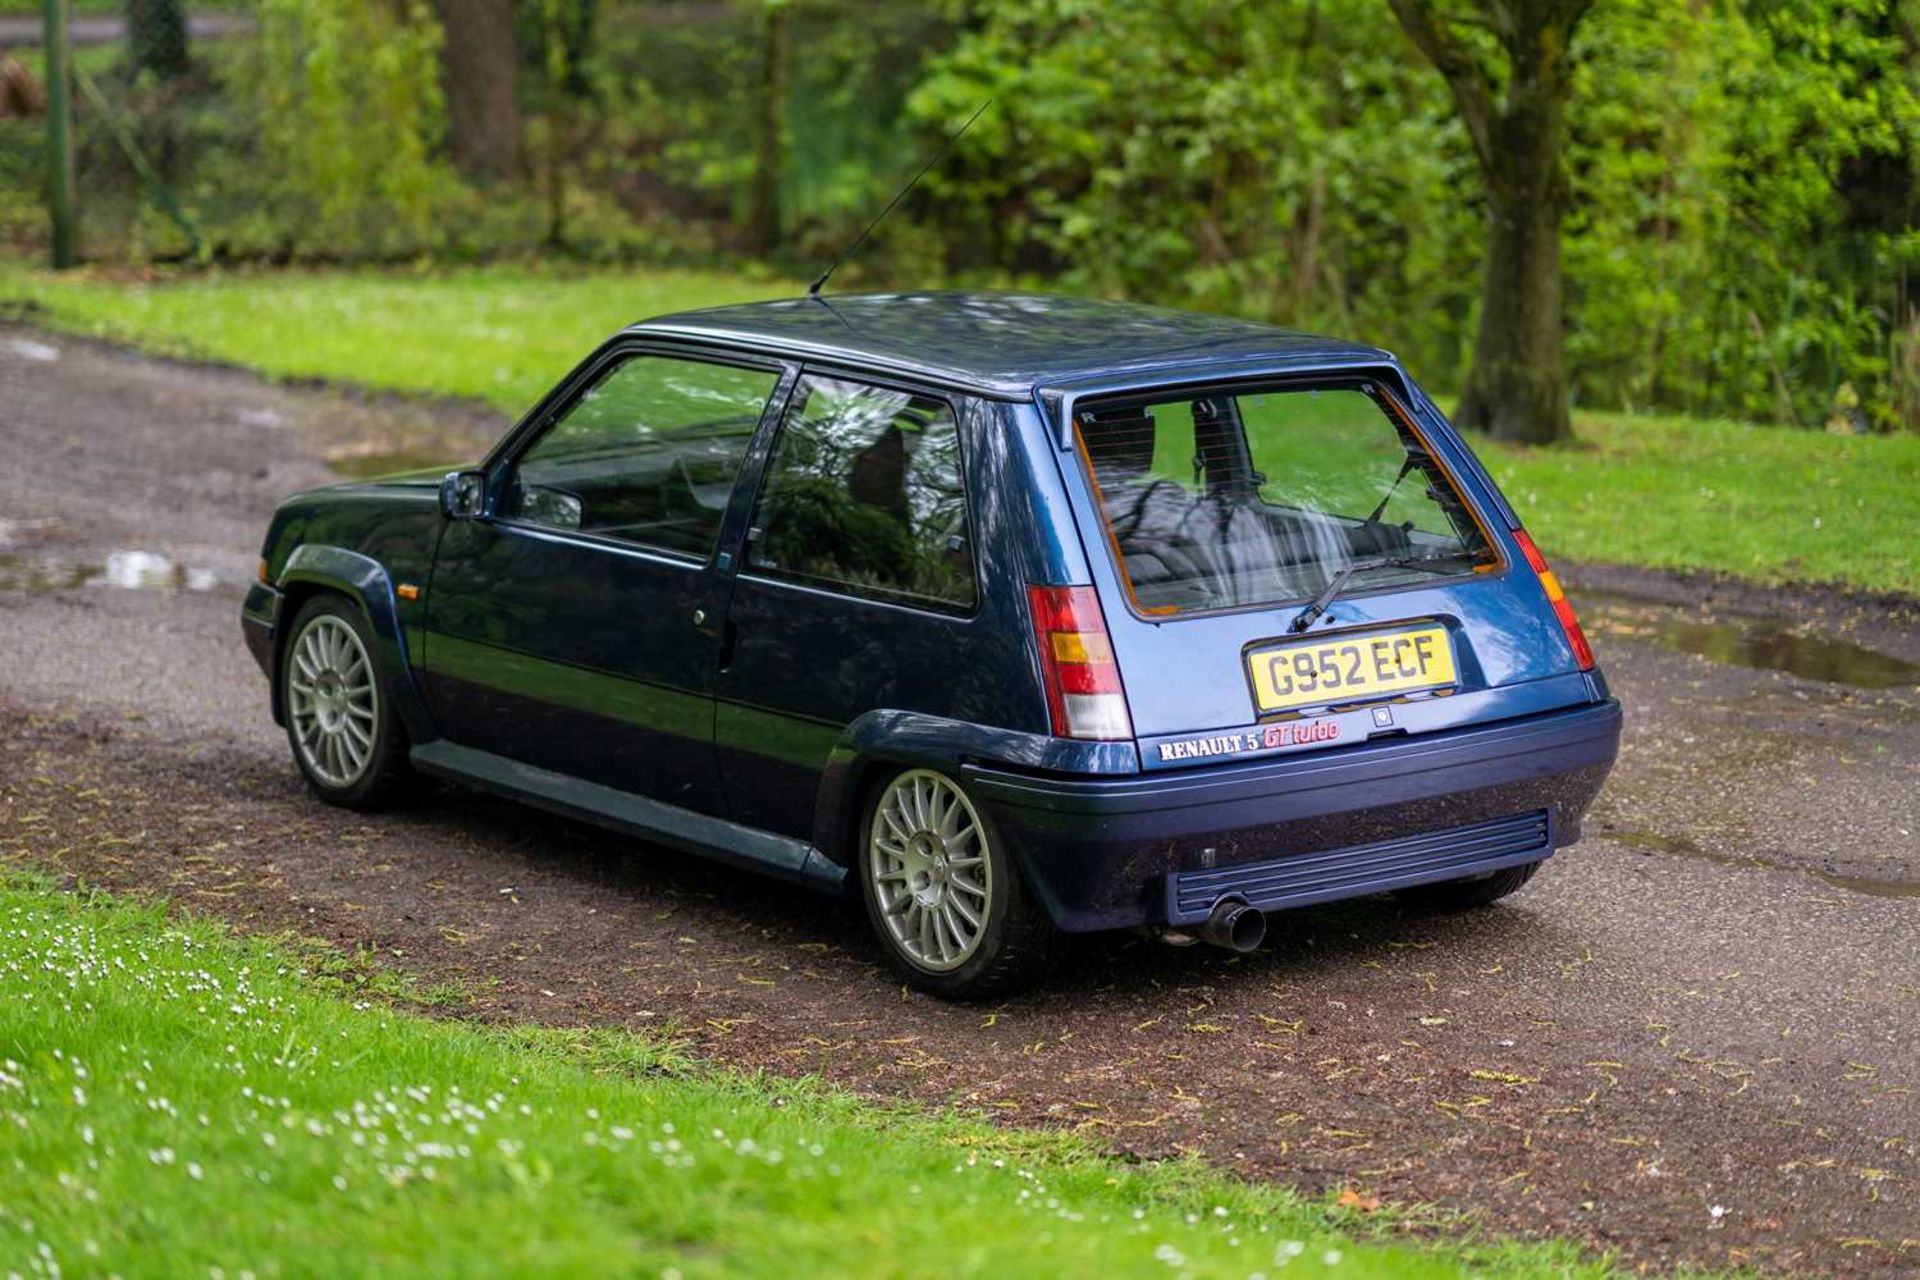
[907,0,1481,368]
[1562,0,1918,430]
[243,0,460,255]
[903,0,1918,431]
[4,0,1914,430]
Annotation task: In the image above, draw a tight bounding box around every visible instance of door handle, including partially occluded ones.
[692,608,707,626]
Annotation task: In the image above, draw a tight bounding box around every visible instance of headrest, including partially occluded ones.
[1079,407,1156,477]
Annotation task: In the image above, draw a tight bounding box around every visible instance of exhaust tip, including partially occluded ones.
[1199,900,1266,953]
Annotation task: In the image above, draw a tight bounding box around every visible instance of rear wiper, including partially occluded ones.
[1288,564,1357,633]
[1286,550,1476,634]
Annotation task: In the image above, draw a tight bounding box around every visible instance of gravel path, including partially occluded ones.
[1,326,1914,1275]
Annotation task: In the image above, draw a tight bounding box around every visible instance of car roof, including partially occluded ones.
[629,290,1391,399]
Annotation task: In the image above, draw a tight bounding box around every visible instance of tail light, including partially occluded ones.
[1026,584,1133,740]
[1511,530,1594,671]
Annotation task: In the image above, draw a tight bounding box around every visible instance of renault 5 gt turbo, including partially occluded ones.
[242,291,1621,998]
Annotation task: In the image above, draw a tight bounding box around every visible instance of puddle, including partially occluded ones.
[1606,829,1920,899]
[0,550,216,593]
[96,550,217,591]
[235,407,287,431]
[1579,591,1920,689]
[325,446,465,480]
[6,337,59,363]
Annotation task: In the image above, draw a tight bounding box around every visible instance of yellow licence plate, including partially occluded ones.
[1247,625,1456,714]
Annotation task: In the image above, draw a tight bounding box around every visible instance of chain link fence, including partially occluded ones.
[1,0,948,270]
[1,1,252,263]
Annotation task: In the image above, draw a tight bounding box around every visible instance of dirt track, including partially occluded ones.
[1,326,1916,1275]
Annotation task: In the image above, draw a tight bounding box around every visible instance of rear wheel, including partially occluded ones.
[859,768,1063,999]
[1394,860,1542,911]
[281,595,412,810]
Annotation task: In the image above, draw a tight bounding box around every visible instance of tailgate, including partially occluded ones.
[1049,370,1597,767]
[1113,571,1594,770]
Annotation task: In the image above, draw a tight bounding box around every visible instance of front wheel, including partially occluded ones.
[1393,860,1542,911]
[859,768,1063,999]
[280,595,413,810]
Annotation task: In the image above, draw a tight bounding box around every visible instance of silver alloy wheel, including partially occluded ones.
[867,769,993,973]
[286,614,379,789]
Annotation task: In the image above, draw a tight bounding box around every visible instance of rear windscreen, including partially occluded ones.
[1074,381,1499,616]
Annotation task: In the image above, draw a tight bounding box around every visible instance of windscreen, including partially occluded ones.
[1074,381,1499,616]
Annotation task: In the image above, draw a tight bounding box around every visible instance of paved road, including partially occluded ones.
[1,328,1915,1275]
[0,12,254,48]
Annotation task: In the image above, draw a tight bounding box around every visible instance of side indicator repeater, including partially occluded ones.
[396,583,421,602]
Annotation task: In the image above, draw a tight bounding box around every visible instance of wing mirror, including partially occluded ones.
[439,470,487,520]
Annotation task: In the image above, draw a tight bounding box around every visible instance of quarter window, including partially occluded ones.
[507,354,779,557]
[747,376,976,611]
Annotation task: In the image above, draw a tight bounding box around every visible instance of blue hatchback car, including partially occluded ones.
[243,292,1620,997]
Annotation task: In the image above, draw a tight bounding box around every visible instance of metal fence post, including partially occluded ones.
[43,0,76,268]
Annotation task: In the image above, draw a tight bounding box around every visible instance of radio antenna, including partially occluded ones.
[808,99,991,298]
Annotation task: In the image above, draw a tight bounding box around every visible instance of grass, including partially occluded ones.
[1,260,1914,595]
[1479,411,1919,596]
[0,262,795,416]
[0,872,1619,1279]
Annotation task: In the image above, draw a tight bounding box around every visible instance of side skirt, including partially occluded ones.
[409,741,848,895]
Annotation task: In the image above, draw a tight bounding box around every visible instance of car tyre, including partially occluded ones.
[1393,860,1541,911]
[280,594,414,811]
[858,767,1064,999]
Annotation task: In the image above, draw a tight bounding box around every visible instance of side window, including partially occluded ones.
[746,375,976,611]
[507,354,779,557]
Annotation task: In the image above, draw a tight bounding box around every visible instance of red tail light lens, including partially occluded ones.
[1026,584,1133,740]
[1512,529,1594,671]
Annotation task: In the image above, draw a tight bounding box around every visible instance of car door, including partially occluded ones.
[424,345,789,815]
[714,371,983,839]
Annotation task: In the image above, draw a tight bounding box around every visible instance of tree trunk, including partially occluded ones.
[432,0,520,186]
[1387,0,1592,445]
[545,109,568,250]
[748,2,789,257]
[1455,182,1570,444]
[125,0,189,81]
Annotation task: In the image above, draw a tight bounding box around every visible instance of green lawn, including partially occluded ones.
[2,261,1913,595]
[1482,413,1918,597]
[0,874,1612,1279]
[0,262,794,415]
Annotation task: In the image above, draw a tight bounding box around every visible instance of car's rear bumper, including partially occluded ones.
[962,699,1621,932]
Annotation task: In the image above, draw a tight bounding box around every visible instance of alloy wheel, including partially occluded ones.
[286,614,379,789]
[867,770,993,973]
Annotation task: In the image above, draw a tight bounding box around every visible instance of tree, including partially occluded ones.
[1387,0,1595,444]
[431,0,520,185]
[126,0,190,81]
[748,0,791,257]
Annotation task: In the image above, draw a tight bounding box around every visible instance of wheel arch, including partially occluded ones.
[807,709,1134,881]
[271,545,437,744]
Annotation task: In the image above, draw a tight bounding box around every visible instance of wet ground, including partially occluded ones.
[1578,590,1919,691]
[1,326,1915,1276]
